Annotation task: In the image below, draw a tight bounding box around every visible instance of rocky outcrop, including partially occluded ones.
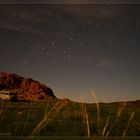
[0,72,56,101]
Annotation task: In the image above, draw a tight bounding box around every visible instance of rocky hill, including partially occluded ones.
[0,72,56,101]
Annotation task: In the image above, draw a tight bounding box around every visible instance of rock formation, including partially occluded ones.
[0,72,56,101]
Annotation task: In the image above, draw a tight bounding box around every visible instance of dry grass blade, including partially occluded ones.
[30,100,67,136]
[86,113,90,137]
[117,102,126,118]
[22,109,31,134]
[80,96,90,137]
[91,89,100,131]
[122,111,135,137]
[105,102,126,137]
[102,116,110,136]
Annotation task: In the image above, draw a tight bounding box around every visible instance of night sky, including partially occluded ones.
[0,4,140,102]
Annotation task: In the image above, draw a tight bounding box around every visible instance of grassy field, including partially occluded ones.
[0,98,139,137]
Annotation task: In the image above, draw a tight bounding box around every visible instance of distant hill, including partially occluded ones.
[0,72,56,101]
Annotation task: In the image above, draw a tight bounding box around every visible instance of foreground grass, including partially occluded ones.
[0,99,139,136]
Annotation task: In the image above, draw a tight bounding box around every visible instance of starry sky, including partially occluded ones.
[0,4,140,103]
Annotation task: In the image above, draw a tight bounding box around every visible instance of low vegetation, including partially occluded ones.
[0,99,139,137]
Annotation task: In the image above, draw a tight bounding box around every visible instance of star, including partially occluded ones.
[69,37,73,40]
[51,41,55,46]
[63,50,66,54]
[41,47,45,50]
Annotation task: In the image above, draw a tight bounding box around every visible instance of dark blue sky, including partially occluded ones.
[0,4,140,102]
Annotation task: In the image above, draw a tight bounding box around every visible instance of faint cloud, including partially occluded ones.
[20,60,28,64]
[96,59,114,71]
